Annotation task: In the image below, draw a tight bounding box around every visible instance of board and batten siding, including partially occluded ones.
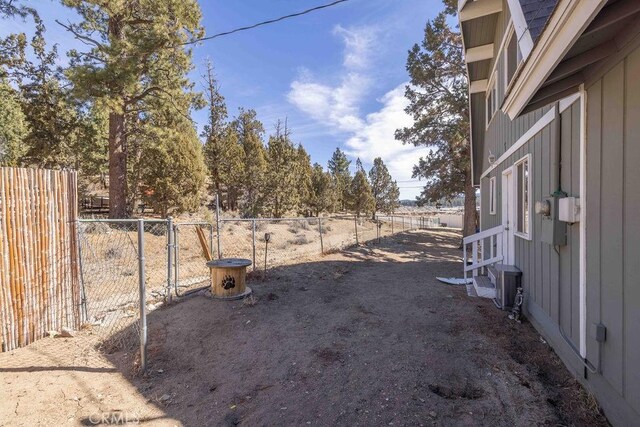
[584,46,640,423]
[480,101,581,349]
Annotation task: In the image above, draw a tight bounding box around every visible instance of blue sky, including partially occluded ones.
[2,0,445,198]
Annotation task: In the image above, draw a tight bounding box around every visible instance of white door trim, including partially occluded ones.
[501,167,515,265]
[579,85,587,358]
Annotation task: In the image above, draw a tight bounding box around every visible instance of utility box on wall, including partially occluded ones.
[540,195,567,246]
[558,197,580,223]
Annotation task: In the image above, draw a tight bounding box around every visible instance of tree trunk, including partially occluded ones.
[462,165,477,239]
[108,112,128,218]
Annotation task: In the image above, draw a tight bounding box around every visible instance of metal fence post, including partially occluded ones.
[137,219,147,372]
[252,219,256,269]
[76,220,88,322]
[391,216,394,234]
[215,194,222,259]
[402,216,405,231]
[166,217,173,304]
[318,217,324,254]
[354,215,359,245]
[174,226,179,296]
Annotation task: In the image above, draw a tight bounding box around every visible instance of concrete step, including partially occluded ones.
[466,282,478,297]
[473,275,496,299]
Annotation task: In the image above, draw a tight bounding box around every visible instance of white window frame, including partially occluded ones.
[485,73,498,128]
[514,154,532,240]
[489,176,496,215]
[503,27,523,91]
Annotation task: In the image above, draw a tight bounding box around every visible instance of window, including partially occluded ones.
[515,155,531,238]
[489,176,496,215]
[486,75,498,126]
[504,28,523,88]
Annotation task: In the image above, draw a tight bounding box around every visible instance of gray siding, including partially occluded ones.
[585,46,640,422]
[480,106,579,341]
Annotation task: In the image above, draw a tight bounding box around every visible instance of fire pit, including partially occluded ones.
[206,258,252,300]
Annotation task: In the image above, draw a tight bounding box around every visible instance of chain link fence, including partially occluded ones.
[74,214,441,370]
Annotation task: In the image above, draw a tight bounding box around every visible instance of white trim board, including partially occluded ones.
[559,92,580,113]
[480,107,556,180]
[506,0,533,59]
[502,0,607,119]
[578,85,586,358]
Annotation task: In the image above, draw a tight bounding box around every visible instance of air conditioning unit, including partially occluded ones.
[489,264,522,310]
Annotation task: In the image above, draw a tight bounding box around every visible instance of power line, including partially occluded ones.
[183,0,350,45]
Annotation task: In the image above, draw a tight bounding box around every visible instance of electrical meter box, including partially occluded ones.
[558,197,580,223]
[541,195,567,246]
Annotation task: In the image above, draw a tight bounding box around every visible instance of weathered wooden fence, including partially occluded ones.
[0,167,82,351]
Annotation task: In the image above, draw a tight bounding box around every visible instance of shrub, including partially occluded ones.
[289,235,310,245]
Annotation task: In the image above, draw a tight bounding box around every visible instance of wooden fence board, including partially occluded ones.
[0,167,81,351]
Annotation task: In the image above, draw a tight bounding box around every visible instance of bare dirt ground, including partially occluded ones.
[0,230,608,426]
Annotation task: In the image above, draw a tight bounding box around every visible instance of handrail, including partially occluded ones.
[463,224,504,244]
[464,255,503,272]
[463,225,505,281]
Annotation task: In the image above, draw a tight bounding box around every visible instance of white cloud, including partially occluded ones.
[287,25,428,199]
[344,84,431,199]
[332,25,376,70]
[287,70,368,133]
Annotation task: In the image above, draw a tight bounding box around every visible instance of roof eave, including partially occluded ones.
[502,0,607,120]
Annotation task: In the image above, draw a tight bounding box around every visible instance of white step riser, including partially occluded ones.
[474,285,496,299]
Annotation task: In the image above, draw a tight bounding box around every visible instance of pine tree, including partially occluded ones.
[19,26,84,169]
[62,0,204,218]
[395,0,477,237]
[233,108,266,217]
[327,147,351,212]
[369,157,400,216]
[309,163,334,216]
[264,120,299,217]
[201,59,230,206]
[348,170,375,218]
[0,78,28,166]
[355,157,365,173]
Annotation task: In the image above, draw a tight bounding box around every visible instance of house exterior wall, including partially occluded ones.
[477,40,640,427]
[480,102,581,345]
[582,46,640,425]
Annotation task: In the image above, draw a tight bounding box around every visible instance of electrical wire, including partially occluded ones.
[183,0,350,45]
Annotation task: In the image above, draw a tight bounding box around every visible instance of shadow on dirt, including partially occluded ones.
[86,230,607,426]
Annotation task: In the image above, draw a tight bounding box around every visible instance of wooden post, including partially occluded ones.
[318,218,324,254]
[354,216,359,245]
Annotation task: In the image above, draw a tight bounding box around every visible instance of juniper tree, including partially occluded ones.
[218,125,244,211]
[327,147,351,212]
[309,163,334,217]
[233,108,266,217]
[348,170,375,218]
[137,110,205,218]
[264,119,299,217]
[369,157,400,216]
[0,79,28,166]
[61,0,204,218]
[395,0,477,237]
[295,144,314,217]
